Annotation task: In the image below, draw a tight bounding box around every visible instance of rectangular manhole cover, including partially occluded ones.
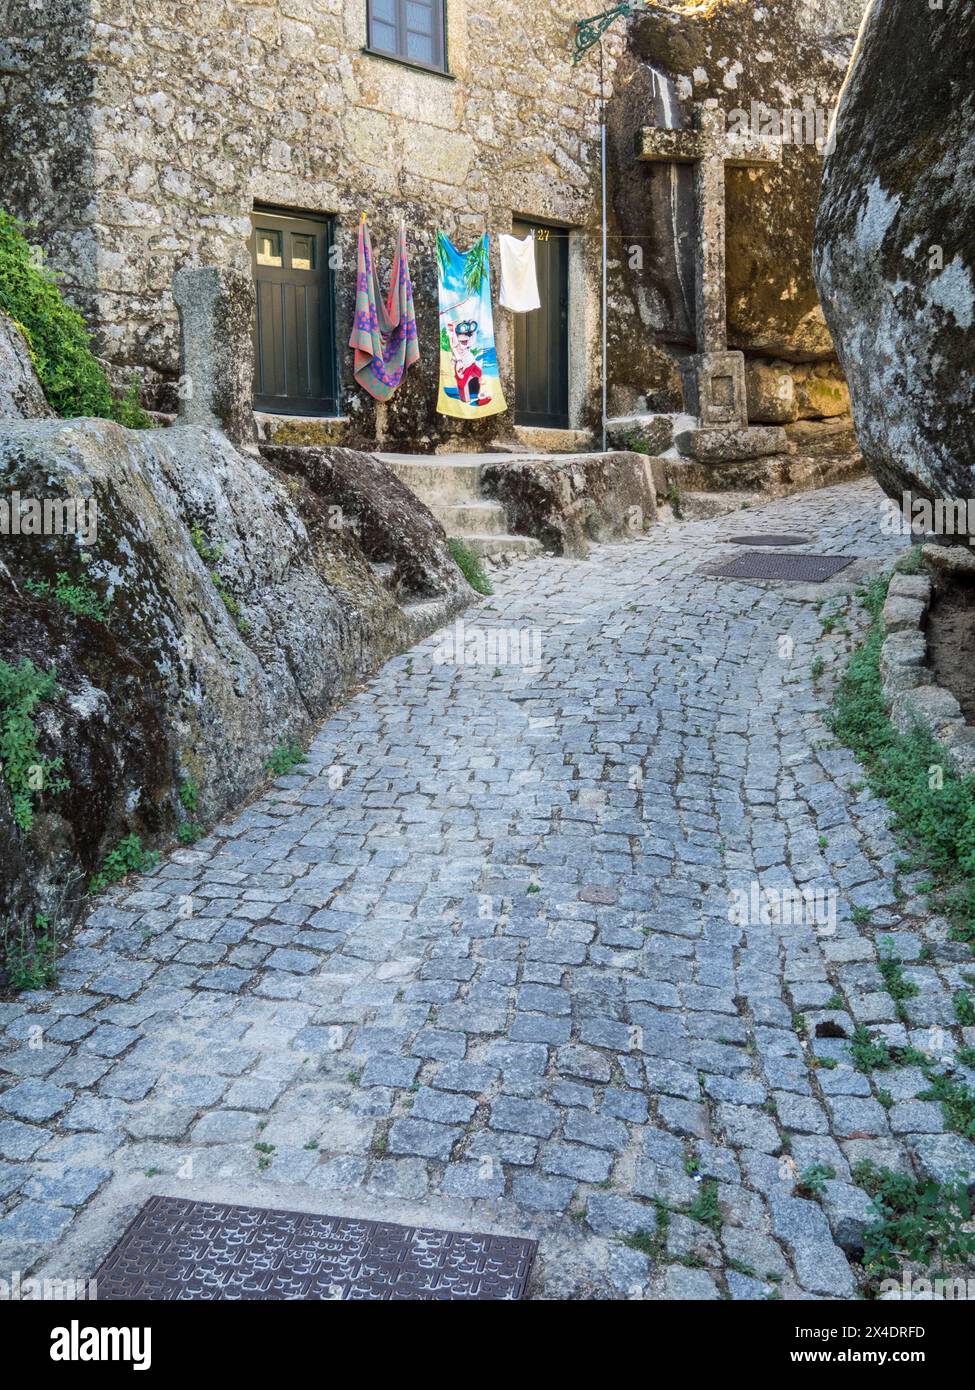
[93,1196,537,1300]
[727,534,810,547]
[701,551,854,583]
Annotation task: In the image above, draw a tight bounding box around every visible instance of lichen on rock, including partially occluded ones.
[814,0,975,529]
[0,376,470,940]
[480,452,658,559]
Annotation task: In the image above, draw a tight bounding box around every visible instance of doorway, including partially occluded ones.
[251,209,338,415]
[513,219,570,430]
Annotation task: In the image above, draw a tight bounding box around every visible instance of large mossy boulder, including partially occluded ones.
[0,411,470,941]
[480,452,658,558]
[814,0,975,526]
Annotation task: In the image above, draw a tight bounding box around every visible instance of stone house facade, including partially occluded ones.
[2,0,623,450]
[1,0,866,451]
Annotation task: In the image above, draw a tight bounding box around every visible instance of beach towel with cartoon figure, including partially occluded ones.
[436,230,507,420]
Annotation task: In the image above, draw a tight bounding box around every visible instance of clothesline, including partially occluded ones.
[349,216,538,422]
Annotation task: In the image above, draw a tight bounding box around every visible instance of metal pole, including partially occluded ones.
[600,44,608,454]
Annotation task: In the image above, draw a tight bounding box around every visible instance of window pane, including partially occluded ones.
[372,0,395,22]
[406,1,432,35]
[291,234,315,271]
[371,17,397,51]
[255,230,282,267]
[406,30,434,62]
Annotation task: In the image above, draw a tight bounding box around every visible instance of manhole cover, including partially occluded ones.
[701,551,854,583]
[727,534,809,547]
[93,1196,537,1301]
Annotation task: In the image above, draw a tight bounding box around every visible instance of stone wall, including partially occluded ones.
[1,0,867,446]
[1,0,619,446]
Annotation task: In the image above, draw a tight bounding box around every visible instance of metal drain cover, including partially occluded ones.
[727,534,809,547]
[93,1196,538,1300]
[702,551,854,583]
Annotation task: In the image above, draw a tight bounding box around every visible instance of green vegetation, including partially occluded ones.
[24,570,111,623]
[854,1160,975,1276]
[687,1178,722,1232]
[447,537,493,596]
[953,990,975,1027]
[190,524,250,635]
[622,1228,659,1258]
[0,209,150,425]
[849,1024,895,1073]
[917,1070,975,1143]
[828,573,975,948]
[0,658,68,831]
[89,833,159,895]
[847,1023,975,1142]
[877,937,919,1002]
[265,739,307,777]
[797,1164,836,1199]
[177,778,204,845]
[2,913,59,990]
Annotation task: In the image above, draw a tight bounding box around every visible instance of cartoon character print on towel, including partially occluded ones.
[436,230,507,420]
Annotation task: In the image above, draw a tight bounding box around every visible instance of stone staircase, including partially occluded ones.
[375,452,543,559]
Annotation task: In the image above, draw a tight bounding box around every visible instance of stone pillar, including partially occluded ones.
[172,266,257,451]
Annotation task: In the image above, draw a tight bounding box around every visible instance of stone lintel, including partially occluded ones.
[635,127,706,163]
[638,115,783,170]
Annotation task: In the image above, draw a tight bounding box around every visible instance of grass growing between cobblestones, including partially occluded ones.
[827,572,975,948]
[854,1160,975,1279]
[265,739,307,776]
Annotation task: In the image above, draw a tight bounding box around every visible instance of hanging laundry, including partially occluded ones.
[349,214,419,401]
[499,231,541,312]
[436,230,507,420]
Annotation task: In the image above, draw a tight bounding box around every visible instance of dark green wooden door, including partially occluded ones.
[251,211,337,415]
[513,220,569,429]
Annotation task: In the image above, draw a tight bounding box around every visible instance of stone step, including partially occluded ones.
[378,454,498,504]
[461,533,544,559]
[675,490,763,520]
[513,424,594,453]
[432,499,509,536]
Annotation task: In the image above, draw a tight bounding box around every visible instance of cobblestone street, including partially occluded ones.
[3,475,974,1299]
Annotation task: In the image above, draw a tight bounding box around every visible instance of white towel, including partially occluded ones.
[499,233,541,312]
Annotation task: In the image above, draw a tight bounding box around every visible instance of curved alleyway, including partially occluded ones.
[2,475,972,1299]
